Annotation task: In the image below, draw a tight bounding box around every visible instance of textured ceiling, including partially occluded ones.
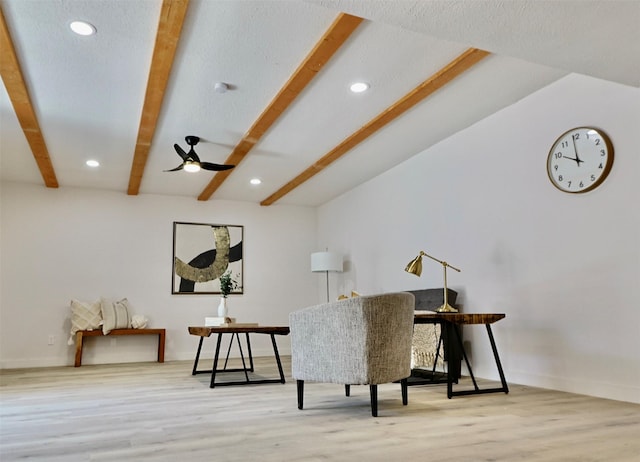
[1,0,637,206]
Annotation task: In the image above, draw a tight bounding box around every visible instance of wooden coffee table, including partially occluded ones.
[188,325,290,388]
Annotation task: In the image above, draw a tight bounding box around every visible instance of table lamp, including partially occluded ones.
[311,251,343,302]
[405,250,461,312]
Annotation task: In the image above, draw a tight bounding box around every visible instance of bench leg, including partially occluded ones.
[157,330,165,363]
[74,331,84,367]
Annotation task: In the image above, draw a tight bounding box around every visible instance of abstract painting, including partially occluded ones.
[172,222,243,294]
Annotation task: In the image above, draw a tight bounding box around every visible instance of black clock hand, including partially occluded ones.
[572,137,584,166]
[562,155,580,164]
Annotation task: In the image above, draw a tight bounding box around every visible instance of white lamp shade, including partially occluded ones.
[311,251,343,272]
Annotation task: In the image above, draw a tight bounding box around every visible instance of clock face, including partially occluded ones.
[547,127,614,193]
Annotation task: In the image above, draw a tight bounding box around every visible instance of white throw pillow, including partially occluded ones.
[101,297,131,335]
[68,299,102,345]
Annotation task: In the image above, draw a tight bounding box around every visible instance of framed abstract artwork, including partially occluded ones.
[172,222,244,295]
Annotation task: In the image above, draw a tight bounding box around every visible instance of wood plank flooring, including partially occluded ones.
[1,357,639,461]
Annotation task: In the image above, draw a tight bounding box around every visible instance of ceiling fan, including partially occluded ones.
[165,136,235,173]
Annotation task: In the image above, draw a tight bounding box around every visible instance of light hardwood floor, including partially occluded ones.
[1,357,639,461]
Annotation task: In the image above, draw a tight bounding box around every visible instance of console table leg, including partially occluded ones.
[486,324,509,394]
[445,322,453,399]
[453,324,479,391]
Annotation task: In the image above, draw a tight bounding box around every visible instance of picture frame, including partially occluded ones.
[172,221,244,295]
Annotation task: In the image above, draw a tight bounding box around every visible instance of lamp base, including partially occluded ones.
[436,303,458,313]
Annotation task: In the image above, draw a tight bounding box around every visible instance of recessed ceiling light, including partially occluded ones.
[250,178,262,185]
[350,82,369,93]
[70,21,96,36]
[86,160,100,167]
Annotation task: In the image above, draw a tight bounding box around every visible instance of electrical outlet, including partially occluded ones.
[48,335,55,345]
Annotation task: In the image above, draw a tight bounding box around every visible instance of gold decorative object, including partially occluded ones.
[405,251,461,312]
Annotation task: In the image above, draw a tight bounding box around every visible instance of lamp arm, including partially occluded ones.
[419,251,461,273]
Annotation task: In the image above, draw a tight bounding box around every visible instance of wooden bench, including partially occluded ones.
[74,328,166,367]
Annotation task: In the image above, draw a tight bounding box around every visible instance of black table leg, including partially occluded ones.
[270,333,286,383]
[448,322,509,397]
[487,324,509,394]
[245,333,255,372]
[210,333,224,388]
[192,336,204,375]
[201,332,288,387]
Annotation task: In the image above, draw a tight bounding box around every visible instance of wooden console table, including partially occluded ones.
[188,325,290,388]
[413,312,508,398]
[74,328,165,367]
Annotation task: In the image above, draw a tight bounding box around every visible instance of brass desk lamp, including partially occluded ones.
[405,251,461,312]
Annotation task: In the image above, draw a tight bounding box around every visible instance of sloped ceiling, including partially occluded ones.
[1,0,637,207]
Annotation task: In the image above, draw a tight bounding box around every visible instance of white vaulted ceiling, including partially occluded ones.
[1,0,638,206]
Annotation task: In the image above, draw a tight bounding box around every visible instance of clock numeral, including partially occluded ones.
[567,180,571,188]
[599,163,603,169]
[595,138,601,145]
[558,175,563,182]
[555,152,563,159]
[591,174,596,181]
[572,133,580,141]
[579,181,584,188]
[600,149,605,156]
[554,165,559,171]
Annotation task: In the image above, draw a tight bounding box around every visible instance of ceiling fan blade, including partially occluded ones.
[200,162,235,171]
[164,164,185,172]
[187,147,201,163]
[174,144,189,161]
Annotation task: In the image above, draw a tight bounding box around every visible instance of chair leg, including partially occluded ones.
[401,378,408,405]
[369,384,378,417]
[345,384,350,396]
[297,380,304,410]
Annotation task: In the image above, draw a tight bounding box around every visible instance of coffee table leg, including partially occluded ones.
[245,333,255,372]
[236,334,250,383]
[210,333,223,388]
[192,337,204,375]
[270,334,286,383]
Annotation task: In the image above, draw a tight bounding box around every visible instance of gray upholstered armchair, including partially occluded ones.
[289,292,415,417]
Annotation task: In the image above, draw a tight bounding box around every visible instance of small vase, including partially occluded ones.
[217,297,228,317]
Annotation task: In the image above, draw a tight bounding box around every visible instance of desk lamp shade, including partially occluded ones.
[404,254,423,277]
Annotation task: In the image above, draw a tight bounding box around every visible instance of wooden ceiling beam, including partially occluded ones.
[197,12,364,201]
[260,47,491,206]
[127,0,189,195]
[0,6,58,188]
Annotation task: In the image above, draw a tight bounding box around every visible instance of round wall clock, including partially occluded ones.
[547,127,614,193]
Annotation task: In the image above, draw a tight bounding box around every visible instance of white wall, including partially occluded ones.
[0,185,318,368]
[317,74,640,404]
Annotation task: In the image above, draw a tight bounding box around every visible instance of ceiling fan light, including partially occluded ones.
[250,178,262,185]
[86,159,100,167]
[184,162,200,173]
